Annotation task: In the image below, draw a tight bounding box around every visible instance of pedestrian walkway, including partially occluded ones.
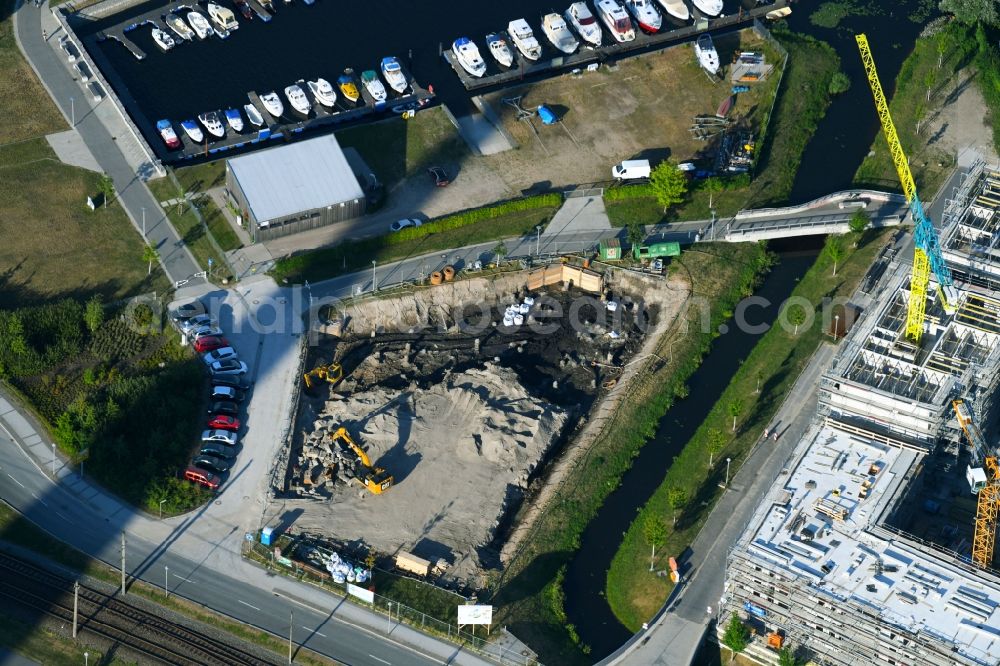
[452,110,515,156]
[543,195,612,236]
[45,128,100,172]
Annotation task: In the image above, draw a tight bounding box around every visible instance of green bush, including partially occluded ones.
[384,193,561,243]
[604,174,750,203]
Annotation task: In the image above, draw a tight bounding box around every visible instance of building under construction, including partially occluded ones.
[721,160,1000,666]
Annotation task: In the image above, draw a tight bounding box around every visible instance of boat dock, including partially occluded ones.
[246,0,273,22]
[445,0,789,90]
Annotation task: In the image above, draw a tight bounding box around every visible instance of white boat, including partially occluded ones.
[164,13,194,41]
[157,119,181,149]
[626,0,662,32]
[180,119,204,142]
[485,33,514,68]
[361,70,388,102]
[151,27,175,51]
[691,0,723,16]
[656,0,690,21]
[451,37,486,77]
[211,24,229,39]
[596,0,636,42]
[244,103,264,127]
[186,11,212,39]
[541,13,579,54]
[260,91,284,117]
[307,78,337,106]
[507,19,542,61]
[694,33,720,74]
[198,111,225,138]
[565,2,602,47]
[224,108,244,132]
[207,2,238,30]
[380,57,408,93]
[284,84,311,115]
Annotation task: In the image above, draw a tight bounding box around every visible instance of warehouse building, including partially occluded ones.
[226,134,366,242]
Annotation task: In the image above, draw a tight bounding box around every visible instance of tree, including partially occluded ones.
[755,371,764,394]
[778,647,803,666]
[702,177,724,210]
[848,209,870,244]
[667,486,688,526]
[915,101,927,135]
[728,399,744,432]
[824,235,845,276]
[936,29,953,69]
[786,303,807,335]
[98,174,114,209]
[924,69,937,102]
[939,0,1000,27]
[708,427,726,466]
[84,295,104,334]
[722,614,750,660]
[828,71,850,95]
[492,240,508,266]
[142,243,159,276]
[649,162,688,213]
[626,221,645,250]
[642,513,668,570]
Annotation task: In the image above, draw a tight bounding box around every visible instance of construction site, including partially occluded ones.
[274,263,685,584]
[720,37,1000,666]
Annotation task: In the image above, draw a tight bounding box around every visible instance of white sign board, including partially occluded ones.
[347,583,374,604]
[457,604,493,626]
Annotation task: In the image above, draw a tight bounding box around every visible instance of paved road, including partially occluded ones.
[14,1,203,287]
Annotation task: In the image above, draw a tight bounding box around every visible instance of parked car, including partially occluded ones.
[210,385,244,402]
[390,218,422,232]
[203,347,238,365]
[194,336,230,353]
[212,375,251,390]
[199,441,237,459]
[201,429,238,445]
[191,325,224,340]
[207,414,240,431]
[171,302,204,322]
[210,360,248,376]
[192,455,232,474]
[180,314,214,332]
[207,401,239,417]
[184,466,220,490]
[428,166,450,187]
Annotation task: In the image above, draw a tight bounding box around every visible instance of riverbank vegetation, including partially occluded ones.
[605,228,894,631]
[492,243,774,663]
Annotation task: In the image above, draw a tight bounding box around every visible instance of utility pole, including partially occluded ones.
[371,260,377,293]
[120,531,126,595]
[288,609,293,664]
[142,207,146,237]
[73,582,79,638]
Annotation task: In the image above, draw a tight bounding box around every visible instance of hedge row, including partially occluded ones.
[390,193,563,243]
[603,173,751,203]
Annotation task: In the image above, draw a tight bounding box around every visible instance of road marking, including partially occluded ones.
[6,473,23,488]
[171,573,195,583]
[238,600,261,611]
[368,656,390,665]
[54,511,69,521]
[30,491,47,506]
[302,625,325,637]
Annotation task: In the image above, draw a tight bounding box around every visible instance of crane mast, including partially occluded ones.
[953,399,1000,568]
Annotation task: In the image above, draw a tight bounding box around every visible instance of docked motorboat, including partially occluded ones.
[180,119,204,143]
[186,11,213,39]
[243,103,264,127]
[380,57,408,93]
[234,0,253,20]
[260,91,284,117]
[485,33,514,68]
[284,84,311,115]
[337,69,360,103]
[211,24,230,39]
[207,3,238,30]
[224,108,244,132]
[541,13,579,54]
[656,0,690,21]
[164,13,194,41]
[151,27,175,51]
[691,0,723,16]
[451,37,487,77]
[694,33,720,74]
[626,0,662,33]
[596,0,636,42]
[157,119,181,149]
[565,2,602,47]
[198,111,225,138]
[507,19,542,61]
[361,70,388,102]
[307,78,337,106]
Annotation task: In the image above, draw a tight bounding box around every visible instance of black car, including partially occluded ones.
[212,375,251,390]
[170,301,205,322]
[207,401,239,417]
[210,385,245,403]
[193,455,232,474]
[199,442,236,459]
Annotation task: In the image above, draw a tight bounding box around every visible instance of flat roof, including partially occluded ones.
[227,134,364,224]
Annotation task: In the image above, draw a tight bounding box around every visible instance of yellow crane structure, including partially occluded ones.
[855,34,958,343]
[329,427,393,495]
[953,399,1000,568]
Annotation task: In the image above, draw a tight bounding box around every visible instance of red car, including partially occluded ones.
[194,336,229,353]
[207,414,240,431]
[184,466,220,490]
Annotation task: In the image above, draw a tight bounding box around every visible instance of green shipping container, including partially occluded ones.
[634,242,681,260]
[599,238,623,261]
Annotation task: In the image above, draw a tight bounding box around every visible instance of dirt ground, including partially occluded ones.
[925,69,1000,165]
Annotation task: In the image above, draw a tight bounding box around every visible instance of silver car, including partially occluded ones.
[203,347,238,365]
[210,359,248,376]
[201,429,238,445]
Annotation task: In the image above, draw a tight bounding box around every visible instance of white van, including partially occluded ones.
[612,159,651,181]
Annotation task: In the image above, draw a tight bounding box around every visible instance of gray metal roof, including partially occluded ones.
[227,134,364,224]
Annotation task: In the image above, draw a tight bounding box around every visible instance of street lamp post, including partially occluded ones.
[70,97,75,127]
[371,260,377,293]
[725,457,732,487]
[288,609,293,664]
[387,602,394,633]
[159,499,166,520]
[165,566,169,597]
[84,652,89,666]
[51,443,56,475]
[536,225,542,255]
[141,207,146,237]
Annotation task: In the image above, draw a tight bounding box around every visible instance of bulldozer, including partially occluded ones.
[329,426,393,495]
[303,362,344,390]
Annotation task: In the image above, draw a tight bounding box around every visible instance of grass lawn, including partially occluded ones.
[0,612,120,666]
[0,139,170,308]
[147,177,234,277]
[605,228,894,630]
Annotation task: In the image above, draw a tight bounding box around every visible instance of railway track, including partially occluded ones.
[0,551,278,665]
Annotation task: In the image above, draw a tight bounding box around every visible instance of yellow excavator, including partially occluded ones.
[303,362,344,390]
[329,426,393,495]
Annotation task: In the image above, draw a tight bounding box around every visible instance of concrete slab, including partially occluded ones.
[453,112,514,156]
[543,196,612,236]
[45,128,101,172]
[227,243,275,282]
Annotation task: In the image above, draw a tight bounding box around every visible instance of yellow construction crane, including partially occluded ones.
[330,427,393,495]
[856,34,958,343]
[303,362,344,390]
[953,399,1000,568]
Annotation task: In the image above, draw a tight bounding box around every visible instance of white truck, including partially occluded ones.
[612,159,651,181]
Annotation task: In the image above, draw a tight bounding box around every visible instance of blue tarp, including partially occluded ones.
[537,105,557,125]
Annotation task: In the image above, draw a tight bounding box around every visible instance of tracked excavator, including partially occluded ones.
[303,362,344,390]
[329,426,393,495]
